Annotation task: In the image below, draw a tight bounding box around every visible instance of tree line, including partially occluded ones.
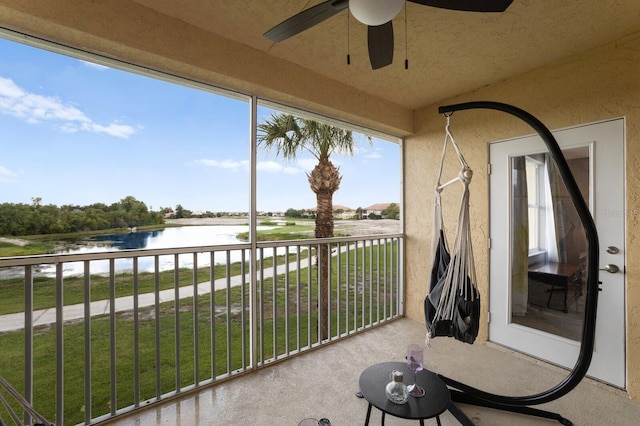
[283,203,400,220]
[0,196,164,237]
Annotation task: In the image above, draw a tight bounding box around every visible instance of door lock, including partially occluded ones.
[599,264,620,274]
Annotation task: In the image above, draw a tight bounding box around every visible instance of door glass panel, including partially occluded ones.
[510,147,590,341]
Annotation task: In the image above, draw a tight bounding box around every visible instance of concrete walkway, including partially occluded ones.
[0,277,237,333]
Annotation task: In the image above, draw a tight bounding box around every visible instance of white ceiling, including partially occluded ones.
[129,0,640,111]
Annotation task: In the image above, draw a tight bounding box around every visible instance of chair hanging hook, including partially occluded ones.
[443,112,453,128]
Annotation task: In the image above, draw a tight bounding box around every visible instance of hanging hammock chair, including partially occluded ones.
[425,114,480,344]
[424,101,600,426]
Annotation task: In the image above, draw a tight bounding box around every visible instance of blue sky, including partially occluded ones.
[0,38,400,213]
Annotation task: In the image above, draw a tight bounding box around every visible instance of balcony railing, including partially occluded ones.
[0,233,403,425]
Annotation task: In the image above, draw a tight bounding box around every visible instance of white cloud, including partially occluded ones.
[283,166,302,174]
[362,146,383,160]
[80,60,109,71]
[83,122,139,139]
[197,158,247,171]
[256,160,282,172]
[0,78,23,98]
[198,157,316,175]
[0,165,18,183]
[365,151,382,159]
[259,157,318,174]
[296,158,317,172]
[0,76,137,139]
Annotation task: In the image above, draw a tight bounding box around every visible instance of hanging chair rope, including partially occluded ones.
[435,115,470,192]
[427,115,479,343]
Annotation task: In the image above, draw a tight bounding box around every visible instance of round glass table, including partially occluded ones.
[358,361,451,425]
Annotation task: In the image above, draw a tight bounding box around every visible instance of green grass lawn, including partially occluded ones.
[0,240,57,257]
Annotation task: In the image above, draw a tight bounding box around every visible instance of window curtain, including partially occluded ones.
[511,156,529,316]
[544,154,564,263]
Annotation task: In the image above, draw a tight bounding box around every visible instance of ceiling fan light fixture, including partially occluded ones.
[350,0,405,26]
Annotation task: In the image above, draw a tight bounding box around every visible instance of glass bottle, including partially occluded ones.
[385,370,409,404]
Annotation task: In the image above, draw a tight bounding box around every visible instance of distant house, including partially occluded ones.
[362,203,394,219]
[332,204,355,220]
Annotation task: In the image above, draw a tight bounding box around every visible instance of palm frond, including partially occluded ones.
[257,113,302,161]
[257,113,355,162]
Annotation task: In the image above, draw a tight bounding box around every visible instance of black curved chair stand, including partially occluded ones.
[435,101,600,426]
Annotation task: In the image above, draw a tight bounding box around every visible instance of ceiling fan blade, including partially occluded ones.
[264,0,349,42]
[408,0,513,12]
[368,21,394,70]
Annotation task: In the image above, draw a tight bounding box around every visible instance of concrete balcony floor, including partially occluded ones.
[108,318,640,425]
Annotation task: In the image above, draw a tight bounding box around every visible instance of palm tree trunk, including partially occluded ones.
[316,190,333,341]
[318,242,330,341]
[309,158,340,341]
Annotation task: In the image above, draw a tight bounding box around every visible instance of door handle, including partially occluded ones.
[599,264,620,274]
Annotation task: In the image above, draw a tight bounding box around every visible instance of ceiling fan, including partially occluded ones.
[264,0,514,70]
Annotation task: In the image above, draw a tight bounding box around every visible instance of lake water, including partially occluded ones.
[3,225,282,278]
[71,225,256,252]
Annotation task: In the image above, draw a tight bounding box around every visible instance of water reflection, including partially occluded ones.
[79,226,250,252]
[7,225,284,278]
[92,230,160,250]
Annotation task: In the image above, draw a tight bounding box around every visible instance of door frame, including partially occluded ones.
[488,117,626,388]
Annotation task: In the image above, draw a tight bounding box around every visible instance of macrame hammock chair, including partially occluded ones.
[425,114,480,344]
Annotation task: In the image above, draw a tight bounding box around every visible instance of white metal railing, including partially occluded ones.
[0,234,403,425]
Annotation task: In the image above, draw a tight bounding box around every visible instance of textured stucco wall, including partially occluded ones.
[404,33,640,398]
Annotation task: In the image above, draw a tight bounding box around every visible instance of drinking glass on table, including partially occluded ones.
[406,344,425,397]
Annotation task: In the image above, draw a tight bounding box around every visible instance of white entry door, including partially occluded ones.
[489,118,626,387]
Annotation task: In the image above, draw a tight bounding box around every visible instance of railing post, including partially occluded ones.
[109,259,117,416]
[192,254,199,387]
[226,251,233,374]
[154,256,162,400]
[23,265,33,426]
[83,261,92,424]
[173,254,180,393]
[133,258,140,405]
[55,263,64,426]
[249,94,259,370]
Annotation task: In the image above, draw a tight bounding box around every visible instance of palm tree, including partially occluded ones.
[257,113,355,340]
